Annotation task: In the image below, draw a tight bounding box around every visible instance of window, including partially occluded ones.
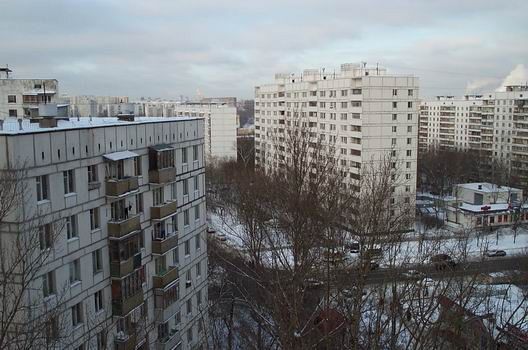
[7,95,16,103]
[407,138,412,145]
[8,109,17,117]
[407,113,412,121]
[187,327,193,342]
[135,193,143,214]
[96,331,106,350]
[39,224,53,250]
[183,179,189,196]
[405,173,411,180]
[46,316,59,344]
[196,261,201,278]
[63,170,75,194]
[195,234,201,250]
[181,148,188,164]
[392,114,397,121]
[66,215,78,240]
[173,247,179,265]
[36,175,49,201]
[392,126,397,133]
[193,145,198,161]
[194,206,200,221]
[341,89,348,97]
[186,298,192,314]
[197,289,202,306]
[92,249,102,274]
[185,240,190,256]
[407,126,412,133]
[392,89,398,96]
[153,187,164,206]
[408,89,413,96]
[408,102,413,108]
[392,102,397,108]
[171,182,177,200]
[87,165,98,183]
[94,290,103,312]
[71,302,83,327]
[406,162,411,169]
[134,156,142,176]
[194,176,199,192]
[90,208,100,230]
[184,209,189,226]
[42,271,55,297]
[69,259,81,284]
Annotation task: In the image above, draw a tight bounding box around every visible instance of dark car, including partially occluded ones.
[485,249,507,257]
[431,254,456,270]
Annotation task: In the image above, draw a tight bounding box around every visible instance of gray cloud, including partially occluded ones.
[0,0,526,99]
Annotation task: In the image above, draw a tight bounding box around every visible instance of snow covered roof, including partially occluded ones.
[457,182,520,194]
[458,202,528,213]
[0,116,200,135]
[103,150,138,161]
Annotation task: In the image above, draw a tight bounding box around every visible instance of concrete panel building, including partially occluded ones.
[0,115,208,350]
[255,63,420,216]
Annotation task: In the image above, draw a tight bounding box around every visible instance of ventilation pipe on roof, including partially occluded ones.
[18,119,22,131]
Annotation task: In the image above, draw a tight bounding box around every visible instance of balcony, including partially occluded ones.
[156,332,181,350]
[106,177,139,197]
[153,266,179,289]
[152,234,178,255]
[149,167,176,184]
[111,253,142,278]
[115,335,139,350]
[151,201,178,220]
[112,290,144,316]
[108,215,141,239]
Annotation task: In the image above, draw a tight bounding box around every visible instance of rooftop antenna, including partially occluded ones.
[376,63,379,75]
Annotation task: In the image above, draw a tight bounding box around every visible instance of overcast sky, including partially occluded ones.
[1,0,527,100]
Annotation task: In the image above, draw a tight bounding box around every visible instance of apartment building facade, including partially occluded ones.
[254,63,420,214]
[419,86,528,187]
[0,116,208,350]
[141,101,238,161]
[67,96,135,118]
[0,72,68,120]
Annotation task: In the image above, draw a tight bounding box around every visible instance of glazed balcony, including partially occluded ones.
[149,167,176,184]
[111,253,142,278]
[106,177,139,197]
[152,234,179,255]
[112,290,144,316]
[151,201,178,220]
[108,215,141,239]
[153,266,179,289]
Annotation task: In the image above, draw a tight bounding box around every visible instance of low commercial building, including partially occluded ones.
[446,182,527,228]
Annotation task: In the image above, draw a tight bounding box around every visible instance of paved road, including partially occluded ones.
[336,255,528,285]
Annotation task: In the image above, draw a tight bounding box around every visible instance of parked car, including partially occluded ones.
[431,254,456,270]
[347,242,360,254]
[402,269,425,279]
[216,233,227,242]
[207,227,216,234]
[368,261,380,271]
[485,249,507,257]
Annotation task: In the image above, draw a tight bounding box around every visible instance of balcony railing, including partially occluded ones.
[153,266,179,289]
[106,177,139,197]
[108,215,141,239]
[111,253,142,278]
[115,334,139,350]
[112,290,144,316]
[156,331,181,350]
[149,167,176,184]
[151,201,178,220]
[152,234,178,255]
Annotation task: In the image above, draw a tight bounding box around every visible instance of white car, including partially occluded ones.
[485,250,506,257]
[216,233,227,242]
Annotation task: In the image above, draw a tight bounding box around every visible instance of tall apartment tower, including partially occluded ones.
[419,86,528,187]
[0,116,208,349]
[255,63,420,213]
[0,68,68,120]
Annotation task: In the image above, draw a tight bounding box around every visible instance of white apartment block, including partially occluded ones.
[141,101,238,161]
[0,116,208,350]
[255,63,420,215]
[68,96,136,118]
[0,69,67,120]
[419,96,483,152]
[419,85,528,187]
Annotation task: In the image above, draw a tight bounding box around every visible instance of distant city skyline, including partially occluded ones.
[1,0,527,99]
